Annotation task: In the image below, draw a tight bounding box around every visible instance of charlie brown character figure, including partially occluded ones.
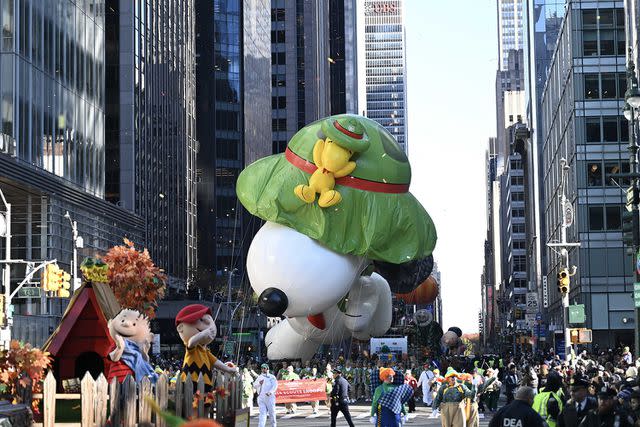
[176,304,239,388]
[106,309,157,383]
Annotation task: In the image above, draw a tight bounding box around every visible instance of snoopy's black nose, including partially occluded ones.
[258,288,288,317]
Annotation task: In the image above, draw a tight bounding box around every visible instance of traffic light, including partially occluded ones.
[622,209,640,251]
[570,328,580,344]
[42,264,58,292]
[57,271,71,298]
[557,268,570,294]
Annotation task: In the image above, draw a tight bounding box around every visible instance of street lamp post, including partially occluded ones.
[226,268,238,340]
[547,158,580,362]
[624,55,640,358]
[0,189,10,346]
[64,211,83,292]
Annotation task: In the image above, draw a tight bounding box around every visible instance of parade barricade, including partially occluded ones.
[29,370,246,427]
[275,378,327,404]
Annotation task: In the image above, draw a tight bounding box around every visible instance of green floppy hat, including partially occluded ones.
[236,114,437,265]
[321,116,370,153]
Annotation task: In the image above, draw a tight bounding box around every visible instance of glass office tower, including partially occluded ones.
[0,0,145,346]
[357,0,408,152]
[105,0,198,286]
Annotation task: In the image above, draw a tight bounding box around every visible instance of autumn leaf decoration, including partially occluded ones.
[102,238,167,319]
[0,340,51,415]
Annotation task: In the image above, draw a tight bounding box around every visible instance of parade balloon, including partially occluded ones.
[442,330,459,348]
[236,114,438,360]
[395,275,439,304]
[448,326,463,337]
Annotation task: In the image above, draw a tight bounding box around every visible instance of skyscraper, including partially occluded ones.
[270,0,357,155]
[357,0,408,152]
[105,0,198,287]
[0,0,145,345]
[195,0,271,290]
[541,2,630,347]
[498,0,525,70]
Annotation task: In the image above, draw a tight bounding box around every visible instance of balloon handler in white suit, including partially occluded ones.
[235,115,438,361]
[254,363,278,427]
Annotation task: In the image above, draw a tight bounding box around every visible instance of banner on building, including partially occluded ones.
[275,378,327,404]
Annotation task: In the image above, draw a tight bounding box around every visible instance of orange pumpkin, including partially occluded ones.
[395,276,438,304]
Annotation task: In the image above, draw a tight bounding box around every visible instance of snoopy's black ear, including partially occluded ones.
[373,254,433,294]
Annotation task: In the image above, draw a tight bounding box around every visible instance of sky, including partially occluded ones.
[405,0,498,333]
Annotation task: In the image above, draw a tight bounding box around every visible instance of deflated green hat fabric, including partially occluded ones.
[236,115,437,264]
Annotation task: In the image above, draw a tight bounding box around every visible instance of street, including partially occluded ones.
[247,403,494,426]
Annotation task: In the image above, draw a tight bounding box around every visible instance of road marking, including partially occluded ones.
[356,413,369,419]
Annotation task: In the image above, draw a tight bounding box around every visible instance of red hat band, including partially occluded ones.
[334,120,363,140]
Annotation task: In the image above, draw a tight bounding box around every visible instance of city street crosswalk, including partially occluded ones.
[248,404,494,426]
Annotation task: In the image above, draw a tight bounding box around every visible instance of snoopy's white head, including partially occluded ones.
[247,221,365,319]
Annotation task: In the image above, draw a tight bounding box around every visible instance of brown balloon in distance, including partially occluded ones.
[395,275,439,304]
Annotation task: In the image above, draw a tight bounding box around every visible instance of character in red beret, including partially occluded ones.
[176,304,239,387]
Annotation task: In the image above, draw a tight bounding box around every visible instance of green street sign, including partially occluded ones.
[16,287,41,298]
[635,296,640,308]
[634,283,640,292]
[568,304,586,324]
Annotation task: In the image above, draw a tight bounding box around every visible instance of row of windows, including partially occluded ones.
[271,8,285,22]
[586,161,630,187]
[582,29,625,57]
[512,192,525,202]
[585,116,628,143]
[584,73,626,100]
[582,9,625,29]
[271,52,286,65]
[588,205,622,231]
[513,240,526,250]
[511,176,524,186]
[271,30,285,44]
[272,96,286,109]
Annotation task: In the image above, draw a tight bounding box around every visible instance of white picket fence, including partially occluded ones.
[30,370,243,427]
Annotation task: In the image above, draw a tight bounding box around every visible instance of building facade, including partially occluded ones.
[195,0,271,291]
[270,0,357,155]
[522,0,567,349]
[0,0,145,346]
[357,0,408,152]
[105,0,198,287]
[499,0,526,70]
[541,0,631,347]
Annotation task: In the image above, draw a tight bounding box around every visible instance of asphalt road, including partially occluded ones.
[247,403,494,426]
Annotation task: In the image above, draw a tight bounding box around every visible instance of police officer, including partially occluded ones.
[330,368,355,427]
[489,386,545,427]
[557,376,596,427]
[579,388,633,427]
[253,364,278,427]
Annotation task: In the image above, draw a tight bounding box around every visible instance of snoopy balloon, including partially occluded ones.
[237,115,437,360]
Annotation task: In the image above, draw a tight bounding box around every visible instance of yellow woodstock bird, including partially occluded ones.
[294,117,370,207]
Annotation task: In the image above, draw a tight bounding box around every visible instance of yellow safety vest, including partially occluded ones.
[532,390,563,427]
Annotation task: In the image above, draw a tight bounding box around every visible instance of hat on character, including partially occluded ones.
[175,304,212,326]
[444,367,459,379]
[261,363,269,370]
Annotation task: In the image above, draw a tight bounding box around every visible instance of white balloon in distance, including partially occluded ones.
[269,273,393,360]
[264,319,317,361]
[344,273,392,340]
[247,221,366,318]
